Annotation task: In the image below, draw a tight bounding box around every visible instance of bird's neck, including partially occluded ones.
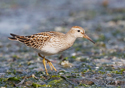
[65,31,77,45]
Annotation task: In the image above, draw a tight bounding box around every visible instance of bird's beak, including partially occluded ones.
[83,34,95,44]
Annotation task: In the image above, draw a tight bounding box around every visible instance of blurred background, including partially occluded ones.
[0,0,124,36]
[0,0,125,87]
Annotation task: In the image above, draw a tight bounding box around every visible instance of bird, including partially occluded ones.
[8,26,95,75]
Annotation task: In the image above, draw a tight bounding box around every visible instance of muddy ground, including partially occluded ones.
[0,0,125,87]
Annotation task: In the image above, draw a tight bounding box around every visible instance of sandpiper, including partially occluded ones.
[8,26,95,75]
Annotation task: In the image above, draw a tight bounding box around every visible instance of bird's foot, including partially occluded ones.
[38,53,57,75]
[46,59,57,71]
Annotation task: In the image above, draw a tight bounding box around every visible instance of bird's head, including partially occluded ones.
[69,26,95,44]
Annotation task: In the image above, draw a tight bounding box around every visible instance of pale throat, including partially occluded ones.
[65,32,77,46]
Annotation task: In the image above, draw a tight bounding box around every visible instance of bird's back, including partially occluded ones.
[8,31,67,55]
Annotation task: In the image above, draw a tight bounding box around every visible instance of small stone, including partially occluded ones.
[61,61,73,68]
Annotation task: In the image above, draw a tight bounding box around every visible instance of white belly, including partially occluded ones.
[39,43,71,56]
[40,46,59,56]
[38,42,63,56]
[38,37,74,56]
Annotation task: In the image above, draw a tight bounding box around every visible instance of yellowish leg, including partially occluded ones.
[38,53,57,75]
[42,57,49,75]
[48,62,53,70]
[45,59,57,71]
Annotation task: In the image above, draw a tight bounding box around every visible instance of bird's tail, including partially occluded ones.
[8,33,20,41]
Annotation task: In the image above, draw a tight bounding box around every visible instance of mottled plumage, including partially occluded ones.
[8,26,95,75]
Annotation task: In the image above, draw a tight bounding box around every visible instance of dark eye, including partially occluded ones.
[77,30,80,32]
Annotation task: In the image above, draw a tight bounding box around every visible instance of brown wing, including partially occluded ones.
[8,33,51,49]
